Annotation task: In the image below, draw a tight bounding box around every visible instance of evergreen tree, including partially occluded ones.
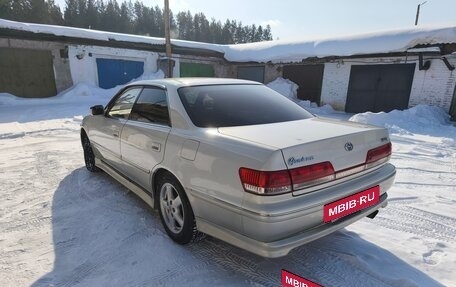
[85,0,98,29]
[209,18,222,43]
[0,0,10,19]
[250,24,257,42]
[1,0,273,44]
[262,24,272,41]
[221,19,232,44]
[64,0,79,26]
[119,1,132,33]
[256,25,263,42]
[1,0,63,24]
[47,0,64,24]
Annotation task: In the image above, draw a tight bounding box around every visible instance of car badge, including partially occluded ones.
[344,142,354,151]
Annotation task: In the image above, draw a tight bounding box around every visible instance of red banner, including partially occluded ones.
[324,185,379,223]
[281,270,323,287]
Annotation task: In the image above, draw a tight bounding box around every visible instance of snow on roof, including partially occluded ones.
[224,26,456,63]
[1,18,456,63]
[0,18,226,54]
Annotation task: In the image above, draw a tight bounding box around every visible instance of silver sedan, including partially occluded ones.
[81,78,395,258]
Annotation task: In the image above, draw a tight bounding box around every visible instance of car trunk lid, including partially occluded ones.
[218,117,390,173]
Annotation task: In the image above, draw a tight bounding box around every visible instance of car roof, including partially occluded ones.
[131,77,262,88]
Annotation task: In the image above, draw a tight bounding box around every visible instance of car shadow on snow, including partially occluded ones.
[32,167,443,287]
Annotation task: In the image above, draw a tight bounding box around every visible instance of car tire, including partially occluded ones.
[82,135,100,172]
[157,174,201,244]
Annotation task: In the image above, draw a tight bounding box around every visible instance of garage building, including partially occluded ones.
[1,19,455,119]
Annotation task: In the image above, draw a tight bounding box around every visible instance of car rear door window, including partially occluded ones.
[129,87,170,126]
[107,87,142,119]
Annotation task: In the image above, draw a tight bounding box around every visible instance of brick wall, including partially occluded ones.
[409,56,456,113]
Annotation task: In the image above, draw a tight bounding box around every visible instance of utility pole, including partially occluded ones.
[415,1,427,26]
[164,0,173,77]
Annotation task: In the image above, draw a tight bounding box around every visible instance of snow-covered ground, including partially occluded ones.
[0,79,455,287]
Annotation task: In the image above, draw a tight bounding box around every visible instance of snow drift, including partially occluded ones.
[349,104,454,136]
[266,77,335,115]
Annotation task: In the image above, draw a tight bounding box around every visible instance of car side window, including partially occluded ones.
[129,87,170,126]
[107,88,142,119]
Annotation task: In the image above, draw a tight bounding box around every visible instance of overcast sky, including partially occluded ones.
[55,0,456,41]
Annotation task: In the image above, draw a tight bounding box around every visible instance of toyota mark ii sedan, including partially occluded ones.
[81,78,396,257]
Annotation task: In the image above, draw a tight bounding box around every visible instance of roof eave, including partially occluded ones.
[0,28,225,58]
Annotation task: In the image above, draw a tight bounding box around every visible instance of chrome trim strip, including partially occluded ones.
[292,161,389,196]
[189,187,246,213]
[92,142,121,158]
[95,158,155,209]
[120,156,151,174]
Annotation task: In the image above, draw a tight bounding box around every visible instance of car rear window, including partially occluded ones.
[178,84,314,128]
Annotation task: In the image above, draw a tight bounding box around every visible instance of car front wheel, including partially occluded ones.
[82,135,100,172]
[158,175,198,244]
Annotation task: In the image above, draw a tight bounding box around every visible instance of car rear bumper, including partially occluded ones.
[198,193,388,258]
[196,163,395,258]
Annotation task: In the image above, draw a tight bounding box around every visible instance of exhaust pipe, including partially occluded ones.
[366,210,379,219]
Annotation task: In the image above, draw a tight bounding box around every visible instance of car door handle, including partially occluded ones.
[151,142,161,152]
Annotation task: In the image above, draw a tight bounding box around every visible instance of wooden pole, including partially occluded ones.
[164,0,172,77]
[415,4,420,26]
[415,1,427,26]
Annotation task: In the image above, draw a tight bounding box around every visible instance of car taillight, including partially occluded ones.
[239,162,335,195]
[365,143,392,168]
[290,161,335,190]
[240,143,392,196]
[239,168,292,195]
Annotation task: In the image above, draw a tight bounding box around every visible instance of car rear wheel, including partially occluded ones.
[157,175,199,244]
[82,135,100,172]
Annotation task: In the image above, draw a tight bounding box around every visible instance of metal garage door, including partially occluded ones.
[283,64,324,104]
[238,66,265,83]
[0,48,57,98]
[346,64,416,113]
[96,58,144,89]
[180,62,214,77]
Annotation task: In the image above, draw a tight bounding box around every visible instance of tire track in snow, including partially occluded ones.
[375,206,456,242]
[391,154,453,166]
[139,259,216,287]
[289,246,393,287]
[187,238,280,286]
[60,168,139,217]
[404,207,456,228]
[286,248,352,287]
[139,237,278,286]
[54,229,157,287]
[0,216,51,234]
[35,151,63,188]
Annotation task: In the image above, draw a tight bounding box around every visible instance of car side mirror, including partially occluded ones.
[90,105,104,115]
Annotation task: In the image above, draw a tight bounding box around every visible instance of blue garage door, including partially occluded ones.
[96,58,144,89]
